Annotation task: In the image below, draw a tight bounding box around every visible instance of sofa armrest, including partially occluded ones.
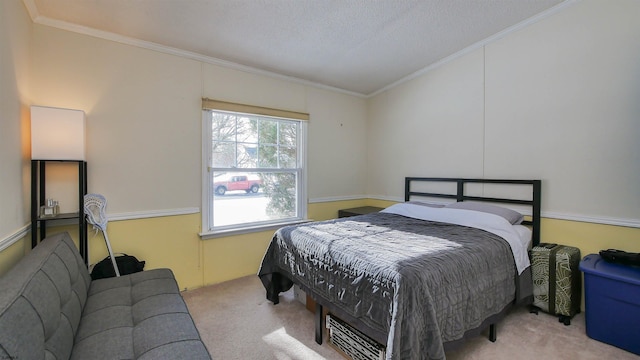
[0,232,91,360]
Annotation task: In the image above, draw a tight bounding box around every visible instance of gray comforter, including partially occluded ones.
[258,213,518,360]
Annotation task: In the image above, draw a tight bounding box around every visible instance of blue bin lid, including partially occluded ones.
[580,254,640,286]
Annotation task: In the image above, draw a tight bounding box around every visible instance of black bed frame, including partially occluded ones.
[313,177,542,351]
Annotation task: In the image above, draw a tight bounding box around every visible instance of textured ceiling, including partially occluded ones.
[26,0,567,96]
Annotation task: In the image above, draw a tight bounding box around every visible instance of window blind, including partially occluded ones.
[202,98,309,121]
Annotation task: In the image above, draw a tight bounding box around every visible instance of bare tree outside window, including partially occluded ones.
[206,110,302,230]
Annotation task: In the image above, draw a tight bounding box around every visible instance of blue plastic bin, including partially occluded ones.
[579,254,640,355]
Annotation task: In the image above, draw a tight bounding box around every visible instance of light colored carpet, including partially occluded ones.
[182,276,638,360]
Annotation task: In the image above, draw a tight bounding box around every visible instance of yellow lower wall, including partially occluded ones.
[201,199,368,288]
[91,215,204,290]
[0,200,369,288]
[0,237,29,276]
[542,218,640,257]
[1,200,639,294]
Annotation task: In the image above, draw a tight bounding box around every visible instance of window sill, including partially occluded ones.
[199,219,313,239]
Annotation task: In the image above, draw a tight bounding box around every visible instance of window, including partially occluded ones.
[201,99,308,236]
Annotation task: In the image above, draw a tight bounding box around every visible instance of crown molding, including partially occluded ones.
[22,0,577,99]
[21,0,39,21]
[21,0,366,99]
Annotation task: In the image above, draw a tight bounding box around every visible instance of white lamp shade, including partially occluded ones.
[31,105,86,160]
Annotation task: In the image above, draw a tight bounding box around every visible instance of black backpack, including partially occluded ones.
[599,249,640,267]
[91,254,145,280]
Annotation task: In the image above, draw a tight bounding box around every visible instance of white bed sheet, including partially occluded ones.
[381,203,531,274]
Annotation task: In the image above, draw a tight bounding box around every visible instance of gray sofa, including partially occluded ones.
[0,232,211,360]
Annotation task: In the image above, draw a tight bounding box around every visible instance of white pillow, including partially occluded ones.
[405,201,444,208]
[445,202,524,225]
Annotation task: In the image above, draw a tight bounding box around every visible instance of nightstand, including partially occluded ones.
[338,206,384,218]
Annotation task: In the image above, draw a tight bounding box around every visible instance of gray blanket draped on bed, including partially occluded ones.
[258,213,520,360]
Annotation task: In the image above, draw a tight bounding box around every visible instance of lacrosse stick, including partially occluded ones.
[84,194,120,276]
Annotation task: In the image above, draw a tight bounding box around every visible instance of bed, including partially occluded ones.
[259,177,541,360]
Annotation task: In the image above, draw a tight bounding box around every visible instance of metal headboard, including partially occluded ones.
[404,177,542,246]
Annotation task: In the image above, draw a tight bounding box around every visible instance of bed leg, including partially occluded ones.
[315,303,324,345]
[489,324,497,342]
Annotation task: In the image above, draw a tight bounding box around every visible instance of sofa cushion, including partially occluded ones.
[72,268,210,359]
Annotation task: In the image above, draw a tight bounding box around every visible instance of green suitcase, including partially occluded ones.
[530,243,581,325]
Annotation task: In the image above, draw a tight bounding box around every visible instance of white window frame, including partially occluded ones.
[200,105,308,238]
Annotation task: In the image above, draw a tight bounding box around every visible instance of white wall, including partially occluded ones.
[5,0,638,241]
[367,48,485,198]
[367,0,640,225]
[0,0,31,243]
[202,63,368,201]
[484,0,640,221]
[29,24,368,217]
[306,86,367,200]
